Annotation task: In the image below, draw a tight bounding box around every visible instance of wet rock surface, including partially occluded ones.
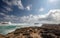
[0,24,60,38]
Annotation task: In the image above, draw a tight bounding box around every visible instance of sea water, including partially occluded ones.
[0,25,27,34]
[0,24,42,35]
[0,24,29,35]
[0,25,17,35]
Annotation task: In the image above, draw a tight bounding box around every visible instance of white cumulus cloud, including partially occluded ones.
[20,9,60,24]
[26,5,32,11]
[48,9,60,21]
[1,9,60,24]
[39,9,60,24]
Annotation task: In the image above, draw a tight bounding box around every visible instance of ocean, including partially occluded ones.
[0,24,42,35]
[0,25,29,35]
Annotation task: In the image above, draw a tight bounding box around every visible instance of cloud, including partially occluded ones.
[1,9,60,24]
[4,7,13,12]
[2,14,45,23]
[0,0,25,15]
[39,9,60,24]
[0,0,13,13]
[48,9,60,21]
[2,0,12,6]
[20,9,60,24]
[3,0,24,10]
[48,0,58,3]
[47,0,59,5]
[0,6,12,13]
[0,13,6,16]
[39,8,44,12]
[3,15,20,23]
[2,0,33,11]
[26,5,32,11]
[13,0,24,9]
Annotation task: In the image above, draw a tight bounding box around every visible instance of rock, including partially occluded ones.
[0,34,5,38]
[0,24,60,38]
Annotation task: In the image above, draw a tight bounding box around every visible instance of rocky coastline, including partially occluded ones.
[0,24,60,38]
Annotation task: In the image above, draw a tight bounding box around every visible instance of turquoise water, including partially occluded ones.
[0,24,42,35]
[0,26,16,29]
[0,25,19,35]
[0,25,31,35]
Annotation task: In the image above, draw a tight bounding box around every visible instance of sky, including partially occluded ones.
[0,0,60,24]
